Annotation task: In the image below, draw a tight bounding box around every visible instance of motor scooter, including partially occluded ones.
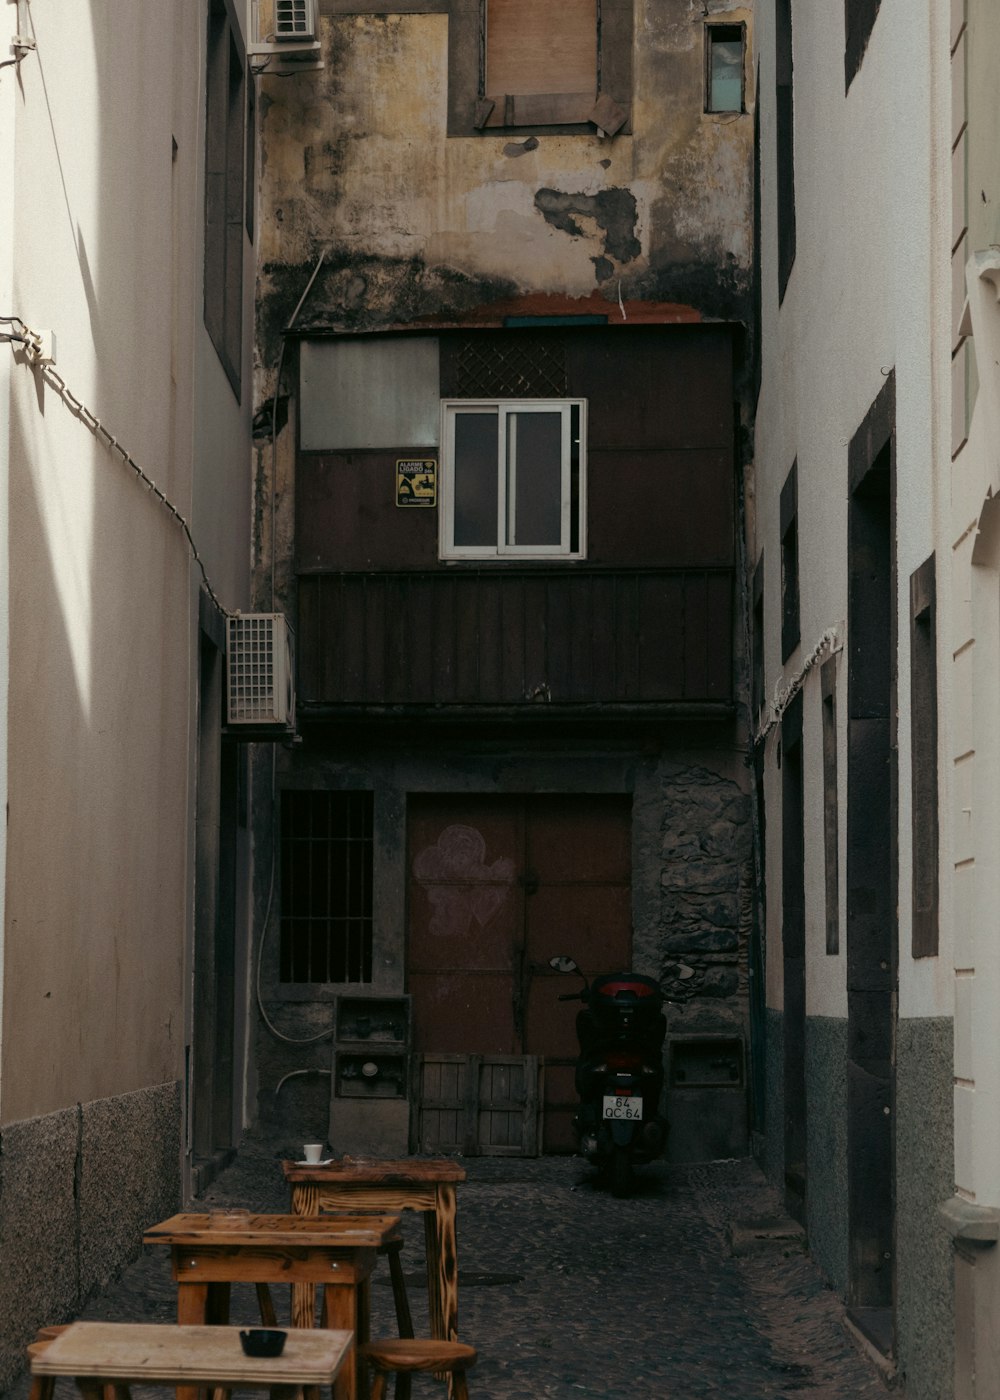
[549,954,693,1195]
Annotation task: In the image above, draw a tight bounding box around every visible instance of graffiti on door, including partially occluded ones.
[412,824,516,936]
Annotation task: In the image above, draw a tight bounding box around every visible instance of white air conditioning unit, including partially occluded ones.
[275,0,318,41]
[227,613,295,731]
[248,0,323,67]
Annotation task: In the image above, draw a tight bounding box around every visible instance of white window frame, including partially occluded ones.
[440,398,587,561]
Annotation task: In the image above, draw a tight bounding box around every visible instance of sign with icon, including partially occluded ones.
[396,458,437,507]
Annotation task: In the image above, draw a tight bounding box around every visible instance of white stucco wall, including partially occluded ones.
[755,0,952,1023]
[2,0,253,1122]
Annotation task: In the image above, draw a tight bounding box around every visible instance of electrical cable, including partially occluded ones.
[2,315,226,612]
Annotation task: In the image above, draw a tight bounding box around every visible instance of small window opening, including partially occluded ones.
[280,791,374,984]
[706,24,745,113]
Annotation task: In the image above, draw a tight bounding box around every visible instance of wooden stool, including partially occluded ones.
[378,1234,414,1338]
[359,1339,477,1400]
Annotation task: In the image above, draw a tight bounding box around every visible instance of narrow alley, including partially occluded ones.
[4,1141,886,1400]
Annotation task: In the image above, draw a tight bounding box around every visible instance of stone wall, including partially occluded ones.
[0,1082,180,1389]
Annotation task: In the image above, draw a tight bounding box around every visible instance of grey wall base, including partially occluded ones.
[0,1081,181,1389]
[895,1018,954,1400]
[805,1015,848,1293]
[761,1010,954,1400]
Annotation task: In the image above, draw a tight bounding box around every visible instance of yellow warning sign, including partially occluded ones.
[396,458,437,507]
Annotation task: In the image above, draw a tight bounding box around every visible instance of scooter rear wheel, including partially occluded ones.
[610,1146,634,1198]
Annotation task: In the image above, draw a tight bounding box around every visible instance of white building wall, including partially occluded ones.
[0,0,254,1375]
[754,0,954,1392]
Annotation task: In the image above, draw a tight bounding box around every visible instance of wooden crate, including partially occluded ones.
[411,1054,541,1156]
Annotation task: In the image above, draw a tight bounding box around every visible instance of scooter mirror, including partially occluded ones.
[549,955,579,975]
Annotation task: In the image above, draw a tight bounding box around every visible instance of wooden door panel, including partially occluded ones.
[408,794,632,1152]
[408,879,519,971]
[525,796,631,882]
[523,978,581,1058]
[523,886,632,969]
[408,973,516,1055]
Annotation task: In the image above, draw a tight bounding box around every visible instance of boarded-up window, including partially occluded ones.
[486,0,597,99]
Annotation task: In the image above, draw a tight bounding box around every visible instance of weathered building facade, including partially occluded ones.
[250,1,758,1165]
[0,0,257,1379]
[942,1,1000,1394]
[752,1,954,1395]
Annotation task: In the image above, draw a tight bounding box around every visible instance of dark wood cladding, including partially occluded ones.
[296,326,736,574]
[298,568,733,711]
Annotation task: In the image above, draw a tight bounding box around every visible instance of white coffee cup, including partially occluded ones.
[303,1143,324,1164]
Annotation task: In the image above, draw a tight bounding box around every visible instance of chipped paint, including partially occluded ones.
[254,5,754,365]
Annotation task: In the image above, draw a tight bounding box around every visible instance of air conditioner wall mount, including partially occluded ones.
[227,613,296,733]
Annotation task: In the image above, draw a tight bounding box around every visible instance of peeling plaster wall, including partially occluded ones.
[255,5,754,364]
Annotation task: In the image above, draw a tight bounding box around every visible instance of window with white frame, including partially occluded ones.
[440,400,586,560]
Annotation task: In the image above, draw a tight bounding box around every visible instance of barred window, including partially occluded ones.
[280,792,374,983]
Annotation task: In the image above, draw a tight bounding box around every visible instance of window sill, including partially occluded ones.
[476,92,629,136]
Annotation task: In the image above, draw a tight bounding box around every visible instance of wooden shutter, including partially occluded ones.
[485,0,597,125]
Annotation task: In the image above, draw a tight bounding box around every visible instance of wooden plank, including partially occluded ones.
[145,1214,400,1246]
[486,0,595,98]
[32,1323,352,1388]
[284,1158,466,1183]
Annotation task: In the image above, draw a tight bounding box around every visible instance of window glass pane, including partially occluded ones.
[487,0,597,98]
[300,337,440,450]
[454,412,499,547]
[508,410,562,547]
[710,33,743,112]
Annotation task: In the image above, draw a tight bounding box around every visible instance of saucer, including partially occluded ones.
[295,1157,333,1166]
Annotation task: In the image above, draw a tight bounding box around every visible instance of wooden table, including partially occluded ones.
[143,1213,400,1400]
[30,1321,352,1400]
[284,1159,467,1346]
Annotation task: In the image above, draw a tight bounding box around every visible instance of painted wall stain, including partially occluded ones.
[534,187,642,279]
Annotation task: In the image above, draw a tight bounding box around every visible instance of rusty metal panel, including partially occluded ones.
[587,448,734,568]
[296,452,440,573]
[299,338,440,451]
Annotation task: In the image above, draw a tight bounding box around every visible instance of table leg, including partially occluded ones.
[177,1281,211,1400]
[320,1284,360,1400]
[290,1184,320,1328]
[435,1186,459,1343]
[291,1282,316,1329]
[256,1283,278,1327]
[291,1184,320,1216]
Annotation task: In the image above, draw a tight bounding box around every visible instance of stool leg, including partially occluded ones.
[386,1247,414,1339]
[452,1373,470,1400]
[392,1372,411,1400]
[255,1283,278,1327]
[369,1373,387,1400]
[27,1376,55,1400]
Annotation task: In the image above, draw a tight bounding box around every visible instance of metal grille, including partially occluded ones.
[275,0,312,37]
[228,615,274,722]
[280,792,374,984]
[455,336,568,397]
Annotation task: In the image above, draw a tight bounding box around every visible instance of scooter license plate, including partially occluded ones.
[603,1093,642,1121]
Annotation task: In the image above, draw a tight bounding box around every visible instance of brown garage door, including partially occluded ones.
[407,794,631,1152]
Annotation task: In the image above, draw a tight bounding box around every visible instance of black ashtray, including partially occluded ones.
[240,1329,287,1357]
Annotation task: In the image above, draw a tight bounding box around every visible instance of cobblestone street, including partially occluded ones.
[3,1140,890,1400]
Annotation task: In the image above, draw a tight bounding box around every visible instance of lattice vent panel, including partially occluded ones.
[455,336,568,397]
